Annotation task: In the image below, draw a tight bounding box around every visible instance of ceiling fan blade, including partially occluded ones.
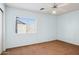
[57,3,69,8]
[57,8,66,12]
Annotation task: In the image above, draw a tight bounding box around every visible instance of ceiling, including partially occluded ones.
[5,3,79,15]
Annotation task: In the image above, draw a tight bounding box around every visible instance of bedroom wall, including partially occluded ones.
[5,7,56,48]
[57,10,79,45]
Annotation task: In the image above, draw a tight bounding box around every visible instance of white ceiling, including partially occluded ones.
[5,3,79,15]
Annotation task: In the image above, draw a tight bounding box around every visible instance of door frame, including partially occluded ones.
[0,8,3,54]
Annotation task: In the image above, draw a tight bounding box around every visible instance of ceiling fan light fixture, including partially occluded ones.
[52,10,56,14]
[52,3,57,14]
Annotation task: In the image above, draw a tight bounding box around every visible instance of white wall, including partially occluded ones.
[5,7,56,48]
[57,11,79,45]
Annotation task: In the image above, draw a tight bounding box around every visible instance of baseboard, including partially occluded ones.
[57,39,79,46]
[6,39,57,50]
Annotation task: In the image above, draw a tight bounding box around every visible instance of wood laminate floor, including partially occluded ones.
[2,40,79,55]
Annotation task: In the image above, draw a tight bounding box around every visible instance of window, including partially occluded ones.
[16,17,37,34]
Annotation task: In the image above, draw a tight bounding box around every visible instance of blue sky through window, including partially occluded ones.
[17,17,35,25]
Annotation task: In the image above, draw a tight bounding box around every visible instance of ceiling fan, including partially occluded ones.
[40,3,69,14]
